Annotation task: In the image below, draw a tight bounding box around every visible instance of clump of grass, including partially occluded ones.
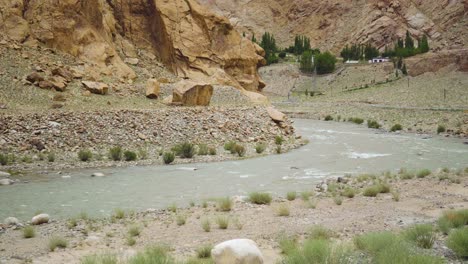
[81,254,118,264]
[416,169,431,178]
[67,218,78,229]
[333,196,343,206]
[348,117,364,125]
[217,197,233,212]
[341,188,356,198]
[224,141,236,152]
[276,204,290,216]
[124,150,137,161]
[168,203,177,213]
[400,171,415,180]
[47,152,56,162]
[367,120,381,129]
[201,218,211,232]
[233,144,246,157]
[202,201,208,209]
[126,236,136,246]
[113,208,125,219]
[128,225,141,237]
[173,142,196,158]
[232,218,243,230]
[282,239,351,264]
[48,236,68,251]
[363,186,381,197]
[437,125,446,134]
[324,115,333,121]
[128,246,174,264]
[286,191,297,201]
[162,152,175,164]
[404,224,436,249]
[301,191,313,201]
[378,183,391,193]
[108,146,123,161]
[390,124,403,132]
[446,227,468,258]
[197,144,209,156]
[78,149,93,162]
[208,147,217,156]
[305,200,317,209]
[137,148,149,160]
[391,191,400,202]
[0,153,9,165]
[437,209,468,234]
[196,245,212,259]
[176,215,186,226]
[255,143,267,154]
[278,234,298,255]
[216,216,229,229]
[308,225,334,240]
[276,145,282,154]
[249,192,272,205]
[441,167,450,173]
[354,231,399,256]
[23,226,36,238]
[275,135,284,145]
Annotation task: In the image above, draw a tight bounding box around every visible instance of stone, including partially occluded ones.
[266,107,286,123]
[145,78,160,99]
[38,80,53,89]
[0,179,14,186]
[52,68,74,82]
[82,81,109,95]
[158,77,170,84]
[124,58,139,65]
[49,76,67,92]
[70,67,85,79]
[212,239,264,264]
[26,72,44,83]
[0,171,11,177]
[53,94,66,102]
[91,172,105,177]
[4,217,19,226]
[31,214,50,225]
[172,80,214,106]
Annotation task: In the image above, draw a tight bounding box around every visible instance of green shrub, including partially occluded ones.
[178,142,196,158]
[308,225,334,240]
[201,218,211,232]
[224,141,236,151]
[286,191,297,201]
[354,232,399,256]
[276,204,290,216]
[400,171,415,180]
[378,183,391,193]
[197,144,209,156]
[363,186,380,197]
[216,216,229,229]
[208,147,217,156]
[348,117,364,125]
[128,225,141,237]
[416,169,431,178]
[437,125,446,134]
[126,236,136,246]
[137,148,149,160]
[168,203,177,213]
[128,246,175,264]
[275,135,284,145]
[78,149,93,162]
[301,191,313,201]
[23,226,36,238]
[113,208,125,219]
[333,196,343,205]
[437,209,468,234]
[278,234,298,255]
[324,115,333,121]
[81,254,118,264]
[217,197,232,212]
[390,124,403,132]
[176,215,186,226]
[124,150,137,161]
[196,245,212,259]
[47,152,56,162]
[276,145,282,154]
[249,192,272,205]
[404,224,435,249]
[48,236,68,251]
[367,120,381,129]
[163,152,175,164]
[255,143,267,154]
[233,144,246,157]
[341,188,356,198]
[282,239,351,264]
[108,146,122,161]
[447,227,468,258]
[0,153,8,165]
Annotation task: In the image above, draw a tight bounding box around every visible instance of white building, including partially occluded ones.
[369,57,390,63]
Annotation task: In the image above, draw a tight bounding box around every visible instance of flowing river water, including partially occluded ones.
[1,119,467,220]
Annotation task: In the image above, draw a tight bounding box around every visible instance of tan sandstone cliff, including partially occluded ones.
[0,0,266,92]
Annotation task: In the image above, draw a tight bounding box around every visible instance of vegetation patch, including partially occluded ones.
[78,149,93,162]
[416,169,431,178]
[217,197,233,212]
[404,224,436,249]
[286,191,297,201]
[109,146,123,161]
[255,143,267,154]
[367,120,381,129]
[124,150,137,161]
[48,236,68,251]
[438,209,468,234]
[447,227,468,258]
[249,192,272,205]
[390,124,403,132]
[348,118,364,125]
[163,152,175,164]
[23,226,36,239]
[276,204,291,217]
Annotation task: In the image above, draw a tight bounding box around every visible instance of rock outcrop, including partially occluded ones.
[0,0,266,92]
[172,80,214,106]
[405,49,468,76]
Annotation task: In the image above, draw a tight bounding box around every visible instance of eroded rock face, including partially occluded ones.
[405,49,468,76]
[0,0,266,92]
[172,80,214,106]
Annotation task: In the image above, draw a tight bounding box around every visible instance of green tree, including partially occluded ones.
[300,50,314,73]
[251,34,257,43]
[315,52,337,74]
[419,35,429,53]
[405,30,415,50]
[364,43,379,60]
[260,32,278,65]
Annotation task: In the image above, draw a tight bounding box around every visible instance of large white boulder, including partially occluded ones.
[4,217,20,226]
[0,179,14,186]
[31,214,50,225]
[211,239,264,264]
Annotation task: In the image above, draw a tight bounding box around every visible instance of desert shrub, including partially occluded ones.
[354,232,399,256]
[282,239,352,264]
[363,186,380,197]
[278,234,298,255]
[81,254,118,264]
[348,117,364,125]
[390,124,403,132]
[208,147,217,156]
[217,197,233,212]
[201,218,211,232]
[374,243,444,264]
[341,188,356,198]
[275,135,284,145]
[113,208,125,219]
[378,183,391,193]
[49,236,68,251]
[216,216,229,229]
[176,215,186,226]
[276,146,282,154]
[404,224,435,249]
[126,236,136,246]
[301,191,313,201]
[437,209,468,234]
[249,192,272,205]
[47,152,56,162]
[196,245,212,259]
[400,171,415,180]
[163,152,175,164]
[178,142,196,158]
[128,225,141,237]
[224,141,236,151]
[276,204,290,216]
[128,246,175,264]
[333,196,343,205]
[437,125,446,134]
[447,227,468,258]
[306,200,318,209]
[124,150,137,161]
[255,143,267,154]
[0,153,8,165]
[78,149,93,162]
[392,191,400,202]
[308,225,335,240]
[324,115,333,121]
[416,169,431,178]
[137,148,148,160]
[108,146,123,161]
[233,144,246,157]
[168,203,177,213]
[367,120,381,129]
[197,144,209,156]
[23,226,36,238]
[286,191,297,201]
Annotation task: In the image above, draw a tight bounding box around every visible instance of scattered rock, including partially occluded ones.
[172,80,213,106]
[26,72,44,83]
[53,94,66,102]
[91,172,105,177]
[82,81,109,95]
[49,76,67,92]
[0,171,11,177]
[0,179,14,186]
[31,214,50,225]
[38,80,54,89]
[212,239,264,264]
[266,107,286,123]
[4,217,19,226]
[145,78,160,99]
[52,68,73,82]
[124,58,139,65]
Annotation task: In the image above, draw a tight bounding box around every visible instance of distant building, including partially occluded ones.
[369,57,390,63]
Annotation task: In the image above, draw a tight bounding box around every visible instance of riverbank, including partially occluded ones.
[1,168,467,263]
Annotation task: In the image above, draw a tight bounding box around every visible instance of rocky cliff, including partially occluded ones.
[199,0,467,53]
[0,0,266,92]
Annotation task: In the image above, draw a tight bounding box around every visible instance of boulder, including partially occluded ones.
[124,58,139,65]
[0,179,14,186]
[146,79,160,99]
[52,68,74,82]
[0,171,11,177]
[91,172,105,177]
[26,72,44,83]
[266,107,286,123]
[212,239,264,264]
[243,91,269,105]
[82,81,109,95]
[49,76,67,92]
[38,80,54,89]
[31,214,50,225]
[4,217,19,226]
[172,80,213,106]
